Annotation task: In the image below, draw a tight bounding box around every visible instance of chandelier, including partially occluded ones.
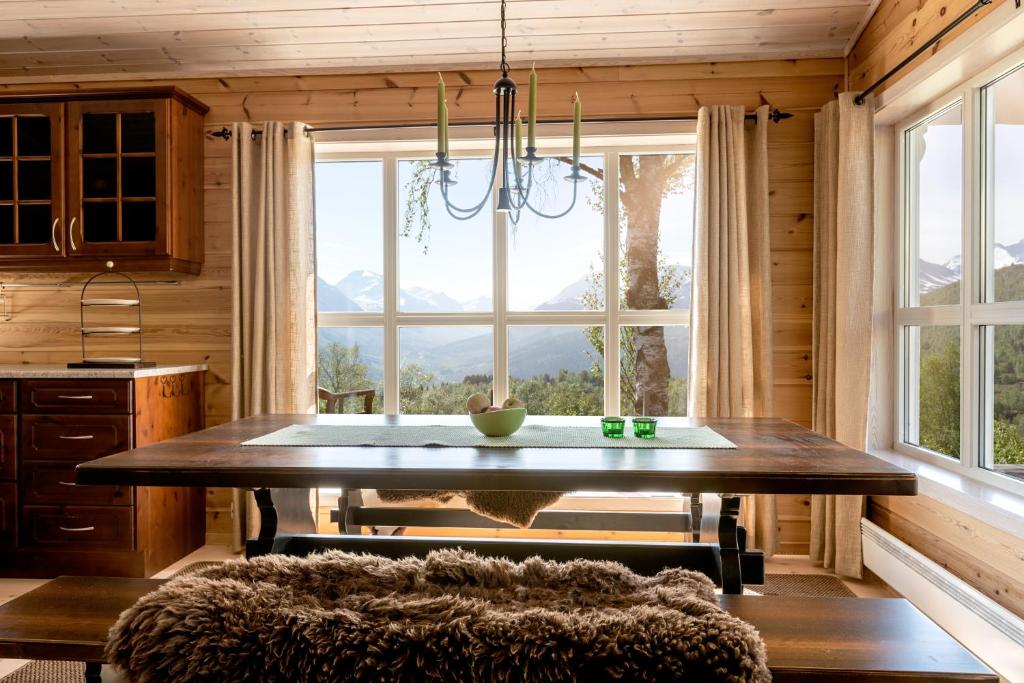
[431,0,583,226]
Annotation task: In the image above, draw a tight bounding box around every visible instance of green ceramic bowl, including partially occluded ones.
[469,408,527,437]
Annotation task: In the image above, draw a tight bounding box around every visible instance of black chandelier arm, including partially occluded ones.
[434,97,503,216]
[522,175,581,220]
[506,158,534,211]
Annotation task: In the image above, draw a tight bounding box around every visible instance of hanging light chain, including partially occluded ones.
[499,0,510,77]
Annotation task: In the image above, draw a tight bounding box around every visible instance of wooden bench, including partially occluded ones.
[0,577,998,682]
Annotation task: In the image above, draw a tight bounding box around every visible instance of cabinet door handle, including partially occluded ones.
[51,217,60,252]
[57,480,78,487]
[59,525,95,532]
[56,394,93,400]
[58,434,94,440]
[69,217,78,251]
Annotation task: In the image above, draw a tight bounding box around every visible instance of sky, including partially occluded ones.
[314,153,694,310]
[915,117,1024,267]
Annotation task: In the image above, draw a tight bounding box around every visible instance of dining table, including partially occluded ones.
[75,413,917,594]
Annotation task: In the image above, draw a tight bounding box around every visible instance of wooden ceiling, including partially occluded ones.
[0,0,876,82]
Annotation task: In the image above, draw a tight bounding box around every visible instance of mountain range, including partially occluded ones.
[317,267,691,383]
[919,237,1024,292]
[318,266,692,314]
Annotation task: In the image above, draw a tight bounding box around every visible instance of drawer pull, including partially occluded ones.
[58,434,95,440]
[56,395,94,400]
[57,480,77,487]
[59,525,95,532]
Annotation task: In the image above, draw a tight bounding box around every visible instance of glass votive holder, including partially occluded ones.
[600,416,626,438]
[632,417,658,439]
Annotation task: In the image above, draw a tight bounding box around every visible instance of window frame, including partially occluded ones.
[314,136,695,417]
[895,45,1024,496]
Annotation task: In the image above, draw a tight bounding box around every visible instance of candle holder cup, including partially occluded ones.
[601,417,626,438]
[632,417,658,439]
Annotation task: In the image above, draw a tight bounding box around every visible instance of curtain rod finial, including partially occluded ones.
[207,126,232,141]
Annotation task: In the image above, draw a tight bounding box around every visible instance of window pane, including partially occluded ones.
[508,326,603,416]
[508,155,603,311]
[400,326,493,414]
[619,154,694,311]
[399,158,491,312]
[985,325,1024,482]
[906,104,962,306]
[317,327,383,414]
[621,325,688,416]
[905,325,960,459]
[984,65,1024,302]
[315,161,383,312]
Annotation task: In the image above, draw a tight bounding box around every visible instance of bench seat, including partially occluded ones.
[0,576,998,682]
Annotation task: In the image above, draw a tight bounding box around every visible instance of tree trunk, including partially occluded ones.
[620,155,671,416]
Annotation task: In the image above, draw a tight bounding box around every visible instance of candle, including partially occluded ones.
[572,92,581,166]
[515,111,523,159]
[528,64,537,150]
[442,102,449,157]
[437,73,446,156]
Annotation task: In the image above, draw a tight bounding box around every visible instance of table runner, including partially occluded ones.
[241,423,737,449]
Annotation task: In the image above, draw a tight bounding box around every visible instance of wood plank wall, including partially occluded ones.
[0,59,843,550]
[847,0,1012,93]
[849,0,1024,618]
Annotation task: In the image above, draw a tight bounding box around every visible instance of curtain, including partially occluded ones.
[231,121,318,545]
[810,93,875,578]
[689,104,777,557]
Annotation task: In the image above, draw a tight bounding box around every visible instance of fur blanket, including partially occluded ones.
[106,550,769,683]
[374,488,564,528]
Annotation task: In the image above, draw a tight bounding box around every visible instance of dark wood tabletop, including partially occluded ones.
[76,414,916,495]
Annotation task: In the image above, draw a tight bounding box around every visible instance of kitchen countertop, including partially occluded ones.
[0,364,208,379]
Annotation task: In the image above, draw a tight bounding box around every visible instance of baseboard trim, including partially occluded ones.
[861,519,1024,681]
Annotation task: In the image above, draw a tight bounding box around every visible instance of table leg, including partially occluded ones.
[689,493,703,542]
[245,487,278,558]
[719,495,743,594]
[84,662,101,683]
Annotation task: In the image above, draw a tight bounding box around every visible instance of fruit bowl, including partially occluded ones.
[469,407,527,437]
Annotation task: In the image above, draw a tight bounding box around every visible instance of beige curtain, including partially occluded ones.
[231,121,318,545]
[811,93,875,578]
[689,104,777,557]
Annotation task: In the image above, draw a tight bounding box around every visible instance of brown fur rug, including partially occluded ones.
[106,550,769,683]
[375,488,564,528]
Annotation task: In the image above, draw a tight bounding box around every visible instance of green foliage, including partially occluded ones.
[316,342,383,413]
[917,263,1024,467]
[399,363,490,415]
[917,330,960,457]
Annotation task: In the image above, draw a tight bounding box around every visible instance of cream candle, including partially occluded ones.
[437,73,446,156]
[515,111,523,159]
[527,65,537,149]
[572,92,581,165]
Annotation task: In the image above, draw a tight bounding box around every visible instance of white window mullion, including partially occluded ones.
[604,151,621,416]
[383,155,399,415]
[962,84,980,472]
[493,181,509,405]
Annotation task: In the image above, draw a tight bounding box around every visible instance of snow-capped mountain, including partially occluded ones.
[919,238,1024,292]
[335,270,383,311]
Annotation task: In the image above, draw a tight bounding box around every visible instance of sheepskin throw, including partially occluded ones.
[374,488,564,528]
[106,550,770,683]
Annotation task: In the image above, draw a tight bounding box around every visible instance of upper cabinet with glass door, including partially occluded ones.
[0,88,207,274]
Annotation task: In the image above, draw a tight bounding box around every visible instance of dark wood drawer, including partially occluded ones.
[21,460,132,506]
[0,482,14,550]
[0,415,13,480]
[19,379,132,414]
[20,415,132,461]
[21,505,133,549]
[0,380,14,413]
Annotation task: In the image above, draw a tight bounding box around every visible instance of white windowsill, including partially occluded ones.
[868,447,1024,541]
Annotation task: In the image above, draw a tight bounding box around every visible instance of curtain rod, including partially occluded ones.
[854,0,1019,105]
[206,108,792,141]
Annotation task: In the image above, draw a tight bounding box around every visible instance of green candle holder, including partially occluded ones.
[601,416,626,438]
[632,417,658,439]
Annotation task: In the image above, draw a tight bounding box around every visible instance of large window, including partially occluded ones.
[314,140,694,417]
[898,56,1024,488]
